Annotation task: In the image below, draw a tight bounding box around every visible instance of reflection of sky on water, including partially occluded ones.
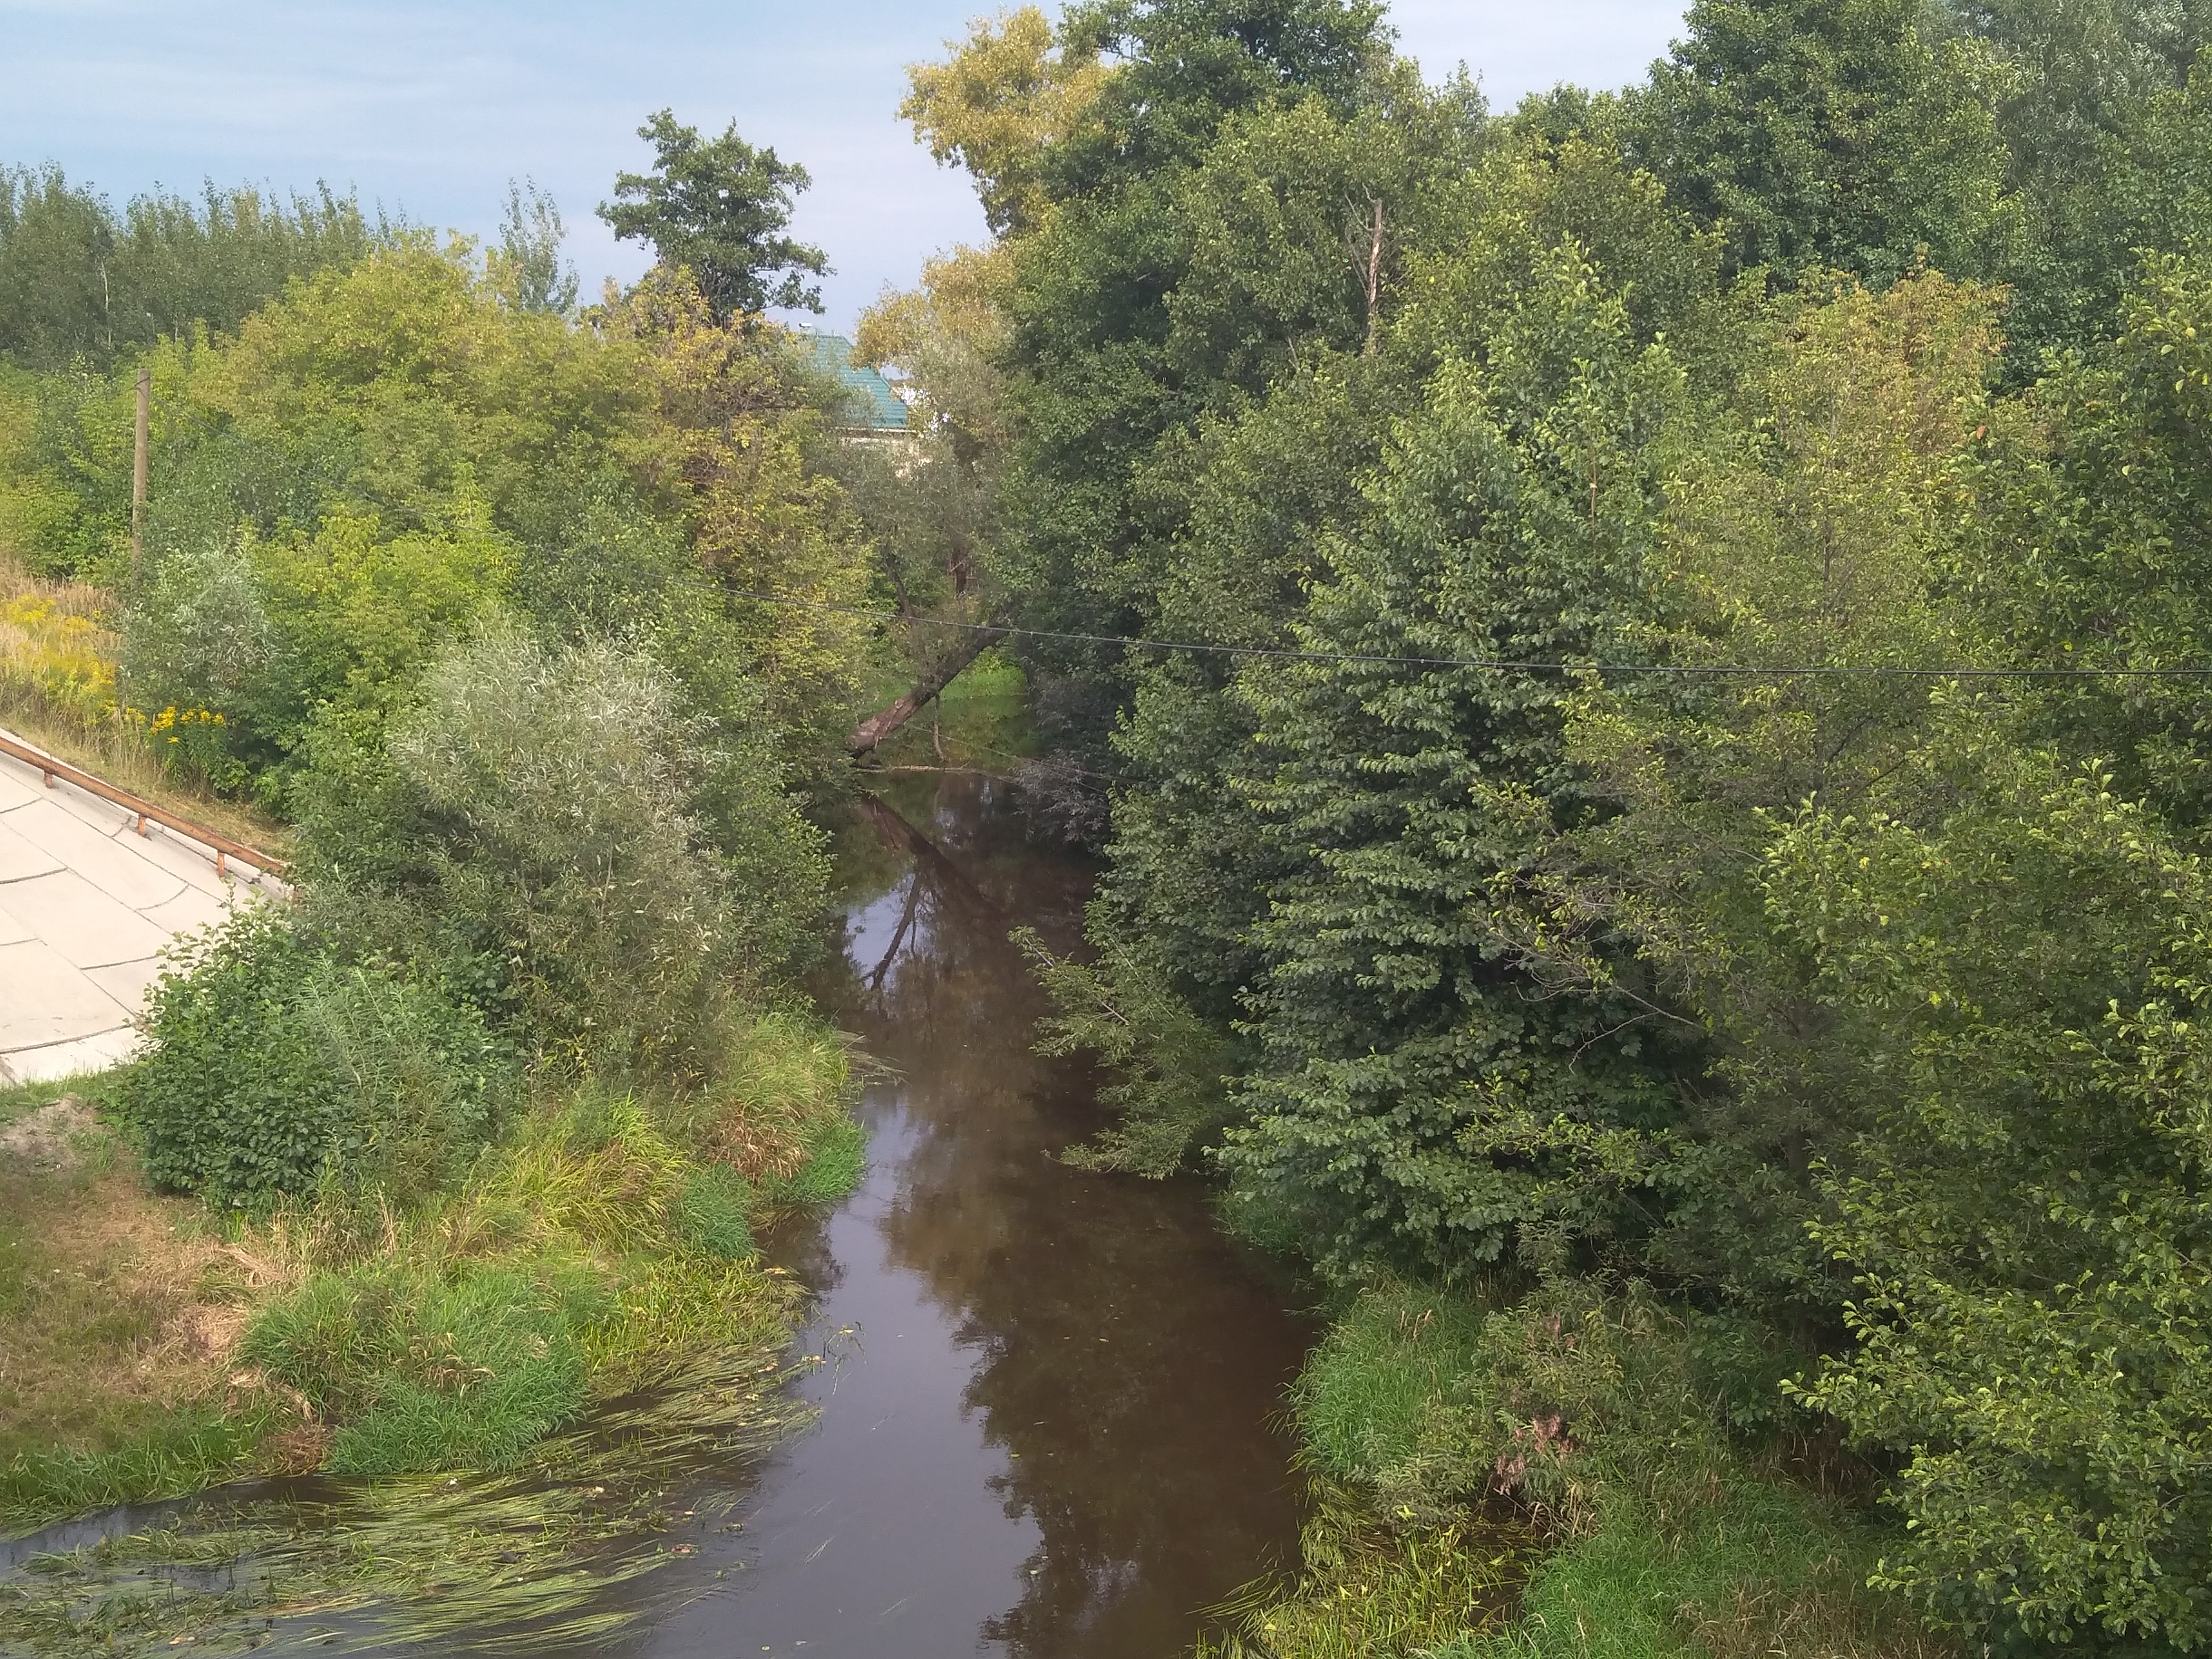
[843,877,918,979]
[643,1094,1046,1658]
[641,780,1313,1659]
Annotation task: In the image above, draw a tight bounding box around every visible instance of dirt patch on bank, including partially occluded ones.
[0,1095,100,1172]
[0,1111,280,1465]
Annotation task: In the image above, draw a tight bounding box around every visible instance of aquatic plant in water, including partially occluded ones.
[0,1342,828,1656]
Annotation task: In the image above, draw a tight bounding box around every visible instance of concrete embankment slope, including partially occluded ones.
[0,730,283,1084]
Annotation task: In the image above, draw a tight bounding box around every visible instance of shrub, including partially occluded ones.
[121,534,276,739]
[295,627,828,1069]
[121,909,509,1209]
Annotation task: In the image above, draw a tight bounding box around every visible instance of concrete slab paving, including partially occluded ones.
[141,885,233,936]
[44,780,150,835]
[1,869,173,968]
[6,1027,140,1083]
[0,728,284,1085]
[6,799,191,910]
[85,957,167,1011]
[0,820,64,883]
[0,938,133,1046]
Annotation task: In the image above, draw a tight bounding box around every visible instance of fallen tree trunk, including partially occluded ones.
[846,625,1008,758]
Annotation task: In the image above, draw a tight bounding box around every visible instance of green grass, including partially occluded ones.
[0,1018,869,1653]
[241,1250,608,1476]
[227,1079,849,1482]
[0,1076,258,1522]
[1293,1287,1491,1485]
[760,1110,868,1206]
[1,1021,864,1534]
[0,1079,64,1128]
[1442,1456,1947,1659]
[1196,1483,1536,1659]
[1204,1282,1956,1659]
[677,1163,757,1259]
[0,1405,276,1537]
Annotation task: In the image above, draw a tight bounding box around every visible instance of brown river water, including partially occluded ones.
[0,775,1313,1658]
[647,774,1314,1657]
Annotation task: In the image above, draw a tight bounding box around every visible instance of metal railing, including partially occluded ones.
[0,728,289,881]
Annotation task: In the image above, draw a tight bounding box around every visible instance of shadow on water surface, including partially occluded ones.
[0,774,1312,1659]
[642,772,1314,1658]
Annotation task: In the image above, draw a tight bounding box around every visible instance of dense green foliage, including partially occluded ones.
[0,141,878,1529]
[4,232,873,768]
[901,0,2212,1648]
[0,167,381,372]
[296,625,826,1066]
[120,910,507,1209]
[1622,0,2017,289]
[599,110,830,319]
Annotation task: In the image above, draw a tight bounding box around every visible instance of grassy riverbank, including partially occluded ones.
[1196,1283,1954,1659]
[0,1017,860,1538]
[0,1025,866,1655]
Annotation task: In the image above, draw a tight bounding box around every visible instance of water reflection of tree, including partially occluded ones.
[845,782,1311,1659]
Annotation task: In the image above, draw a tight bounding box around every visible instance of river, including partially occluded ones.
[654,774,1313,1657]
[0,773,1314,1659]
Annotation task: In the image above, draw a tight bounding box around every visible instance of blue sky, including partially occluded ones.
[1,1,1689,332]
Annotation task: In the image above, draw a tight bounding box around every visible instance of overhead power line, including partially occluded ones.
[727,591,2212,681]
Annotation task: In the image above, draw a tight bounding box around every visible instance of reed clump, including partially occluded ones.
[1200,1280,1955,1659]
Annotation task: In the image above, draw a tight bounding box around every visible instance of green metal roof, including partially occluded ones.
[800,331,910,432]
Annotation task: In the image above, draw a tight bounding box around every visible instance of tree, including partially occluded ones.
[901,7,1111,237]
[1215,149,1726,1279]
[1512,272,2003,1309]
[0,166,378,371]
[1047,0,1388,196]
[982,6,1466,817]
[598,110,829,321]
[1953,247,2212,828]
[1783,750,2212,1649]
[493,177,577,315]
[1623,0,2018,289]
[57,239,872,785]
[1953,0,2212,361]
[0,167,114,368]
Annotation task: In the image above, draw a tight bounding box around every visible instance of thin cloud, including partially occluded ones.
[0,0,1687,330]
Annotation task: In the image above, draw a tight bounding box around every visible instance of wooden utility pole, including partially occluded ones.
[130,367,149,571]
